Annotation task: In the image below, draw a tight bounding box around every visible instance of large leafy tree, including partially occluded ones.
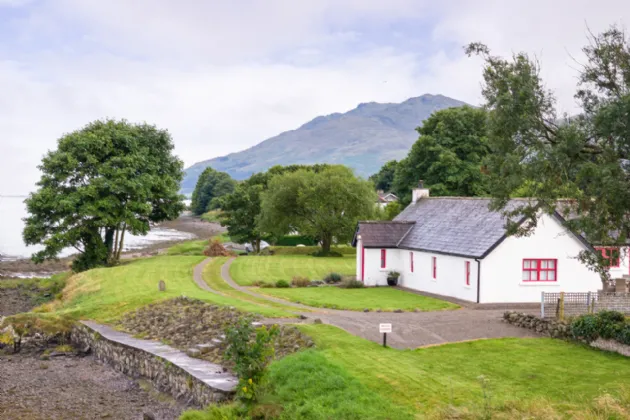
[190,167,235,215]
[218,164,332,252]
[259,165,375,253]
[392,106,490,204]
[369,160,398,192]
[466,25,630,281]
[23,119,184,271]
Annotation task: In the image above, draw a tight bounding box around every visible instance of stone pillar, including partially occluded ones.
[615,278,627,293]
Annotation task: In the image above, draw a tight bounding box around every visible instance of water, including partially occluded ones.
[0,196,195,261]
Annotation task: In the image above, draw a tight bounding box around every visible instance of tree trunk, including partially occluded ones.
[254,238,261,254]
[321,233,332,254]
[115,224,126,262]
[104,228,116,258]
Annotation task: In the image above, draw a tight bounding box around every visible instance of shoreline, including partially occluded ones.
[0,213,224,279]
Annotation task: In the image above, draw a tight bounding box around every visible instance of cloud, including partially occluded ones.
[0,0,629,195]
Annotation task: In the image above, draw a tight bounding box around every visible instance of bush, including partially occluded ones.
[275,235,318,246]
[312,250,343,257]
[571,314,599,342]
[275,280,290,288]
[571,310,628,343]
[180,404,244,420]
[324,273,342,284]
[260,283,275,289]
[339,280,364,289]
[269,246,356,256]
[291,276,310,287]
[224,316,279,404]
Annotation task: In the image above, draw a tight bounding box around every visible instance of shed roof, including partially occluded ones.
[353,221,415,248]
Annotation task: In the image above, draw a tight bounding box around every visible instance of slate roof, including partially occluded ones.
[354,221,415,248]
[392,198,532,258]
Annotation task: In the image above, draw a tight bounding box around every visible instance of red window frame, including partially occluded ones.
[432,256,437,279]
[595,247,620,268]
[465,261,470,286]
[380,249,386,268]
[522,259,557,282]
[410,252,414,273]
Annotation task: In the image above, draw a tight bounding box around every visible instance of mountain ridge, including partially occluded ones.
[182,94,469,193]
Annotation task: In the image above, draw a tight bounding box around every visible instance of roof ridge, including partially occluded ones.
[359,220,416,224]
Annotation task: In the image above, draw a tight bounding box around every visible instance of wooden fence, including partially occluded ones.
[541,291,630,320]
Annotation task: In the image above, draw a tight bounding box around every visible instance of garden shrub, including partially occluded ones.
[324,272,342,284]
[269,246,355,256]
[274,235,318,246]
[251,280,265,287]
[291,276,310,288]
[339,280,364,289]
[224,316,279,404]
[260,283,275,289]
[571,311,628,344]
[275,280,290,288]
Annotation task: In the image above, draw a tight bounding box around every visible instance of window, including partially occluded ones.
[595,247,620,268]
[380,249,386,268]
[465,261,471,286]
[410,252,414,273]
[522,259,557,282]
[432,257,437,279]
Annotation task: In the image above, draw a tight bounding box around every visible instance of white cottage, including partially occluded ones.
[353,185,610,304]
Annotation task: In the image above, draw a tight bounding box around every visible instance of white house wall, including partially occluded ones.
[361,248,402,286]
[398,250,478,302]
[480,213,602,303]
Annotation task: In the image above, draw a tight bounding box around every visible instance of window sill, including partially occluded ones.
[519,282,560,287]
[463,285,472,289]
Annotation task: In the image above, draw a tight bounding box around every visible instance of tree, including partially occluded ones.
[23,119,184,271]
[218,164,332,253]
[465,25,630,281]
[369,160,398,192]
[190,167,235,215]
[259,165,375,253]
[392,106,490,204]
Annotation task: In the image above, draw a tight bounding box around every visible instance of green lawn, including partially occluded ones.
[230,255,355,286]
[201,257,300,316]
[166,240,207,256]
[298,324,630,416]
[43,256,294,322]
[258,286,459,312]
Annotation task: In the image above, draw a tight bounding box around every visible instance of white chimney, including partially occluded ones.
[411,180,430,203]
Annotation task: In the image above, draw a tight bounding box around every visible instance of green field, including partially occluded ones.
[42,256,293,322]
[166,240,207,256]
[297,324,630,416]
[201,257,300,316]
[229,255,355,286]
[259,286,459,312]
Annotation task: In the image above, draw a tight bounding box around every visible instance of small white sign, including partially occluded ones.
[379,323,392,334]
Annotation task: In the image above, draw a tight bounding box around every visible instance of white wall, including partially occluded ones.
[398,250,479,302]
[604,247,629,280]
[481,213,602,303]
[361,248,402,286]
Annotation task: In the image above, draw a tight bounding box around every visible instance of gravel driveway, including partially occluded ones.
[199,258,539,349]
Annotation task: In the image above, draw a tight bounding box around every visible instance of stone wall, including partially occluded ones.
[591,338,630,357]
[503,311,572,339]
[72,323,234,407]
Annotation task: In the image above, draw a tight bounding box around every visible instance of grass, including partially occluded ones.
[200,210,222,223]
[38,256,295,322]
[257,286,458,311]
[167,240,207,256]
[230,255,355,286]
[201,257,300,316]
[297,324,630,416]
[0,272,69,305]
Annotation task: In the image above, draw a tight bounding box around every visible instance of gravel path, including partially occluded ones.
[0,353,189,420]
[198,258,539,349]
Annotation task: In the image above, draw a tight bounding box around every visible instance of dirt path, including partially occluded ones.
[194,258,539,349]
[0,352,189,420]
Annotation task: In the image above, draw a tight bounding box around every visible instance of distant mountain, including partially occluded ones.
[181,94,469,194]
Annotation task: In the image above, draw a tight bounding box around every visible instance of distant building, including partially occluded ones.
[376,190,398,208]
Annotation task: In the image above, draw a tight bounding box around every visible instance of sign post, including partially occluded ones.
[379,323,392,348]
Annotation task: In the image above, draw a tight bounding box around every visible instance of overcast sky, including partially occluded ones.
[0,0,628,194]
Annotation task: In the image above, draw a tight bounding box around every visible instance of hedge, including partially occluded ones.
[269,246,356,256]
[571,310,630,346]
[274,235,318,246]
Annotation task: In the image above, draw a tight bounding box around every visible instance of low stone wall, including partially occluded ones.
[72,323,235,407]
[591,338,630,357]
[503,311,571,339]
